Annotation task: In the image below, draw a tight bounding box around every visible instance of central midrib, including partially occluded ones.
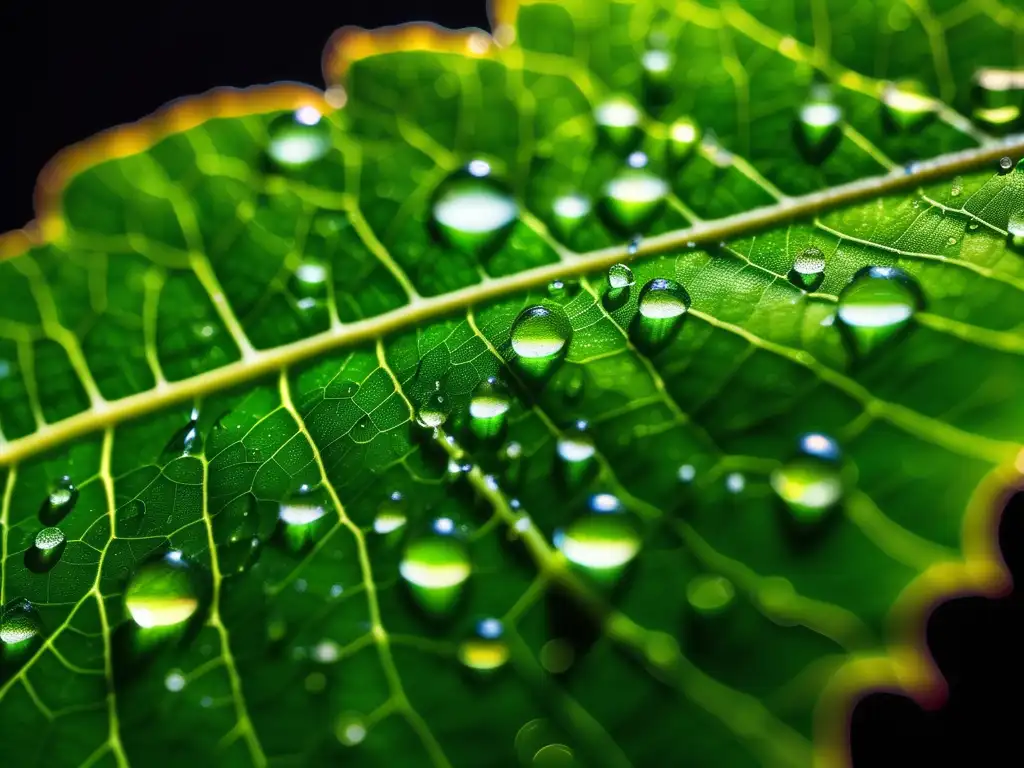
[2,135,1022,468]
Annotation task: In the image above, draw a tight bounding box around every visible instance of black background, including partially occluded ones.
[2,2,1022,765]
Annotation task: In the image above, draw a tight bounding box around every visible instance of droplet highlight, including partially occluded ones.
[458,617,510,672]
[399,534,472,615]
[771,433,846,523]
[431,161,518,257]
[267,107,332,169]
[788,246,826,291]
[556,493,641,584]
[836,266,922,357]
[125,552,199,630]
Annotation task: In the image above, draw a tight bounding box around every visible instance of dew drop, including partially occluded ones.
[668,117,700,163]
[374,492,408,535]
[555,493,641,584]
[556,420,596,464]
[469,377,512,440]
[971,69,1024,130]
[40,475,78,525]
[510,306,571,377]
[278,483,328,527]
[999,155,1013,173]
[125,552,199,630]
[593,96,642,150]
[0,598,42,648]
[788,246,826,291]
[608,264,635,291]
[162,408,202,460]
[686,574,736,615]
[416,391,450,429]
[950,176,963,197]
[399,534,472,615]
[289,258,330,317]
[796,98,842,162]
[165,670,186,692]
[26,526,66,573]
[336,712,368,746]
[458,617,510,672]
[600,169,669,234]
[836,266,922,357]
[770,433,846,523]
[881,83,936,131]
[632,278,690,350]
[267,107,332,169]
[533,744,576,768]
[725,472,746,494]
[677,464,696,483]
[430,161,518,256]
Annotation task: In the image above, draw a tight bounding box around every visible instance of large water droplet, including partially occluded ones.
[469,377,511,440]
[632,277,690,350]
[374,491,408,535]
[600,169,669,234]
[555,493,641,584]
[1007,209,1024,252]
[125,552,199,630]
[430,161,518,257]
[836,266,922,357]
[40,475,78,525]
[686,574,736,615]
[458,617,510,672]
[267,107,332,169]
[510,305,571,377]
[788,246,826,291]
[881,83,936,131]
[0,598,42,649]
[593,96,642,150]
[770,433,845,523]
[399,534,471,615]
[607,263,636,291]
[26,526,66,573]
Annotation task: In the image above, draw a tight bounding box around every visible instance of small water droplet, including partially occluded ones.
[313,639,341,663]
[278,483,328,527]
[550,193,592,240]
[788,246,826,291]
[510,306,571,377]
[600,169,669,234]
[374,491,408,535]
[399,534,472,615]
[267,107,332,168]
[950,176,964,197]
[836,266,922,357]
[632,278,691,350]
[881,83,936,131]
[555,493,641,583]
[40,475,78,525]
[796,98,842,162]
[668,117,700,163]
[336,712,367,746]
[165,669,186,692]
[627,151,648,169]
[416,391,450,429]
[608,263,635,291]
[771,433,846,523]
[677,464,696,482]
[26,526,66,573]
[725,472,745,493]
[968,222,979,230]
[593,96,642,150]
[686,574,736,615]
[458,617,510,671]
[533,744,575,768]
[125,552,199,630]
[430,161,518,256]
[0,598,42,648]
[999,156,1013,173]
[468,377,511,440]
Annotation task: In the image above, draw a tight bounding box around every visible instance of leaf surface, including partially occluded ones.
[1,1,1023,766]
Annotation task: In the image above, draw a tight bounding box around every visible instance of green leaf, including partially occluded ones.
[1,2,1023,766]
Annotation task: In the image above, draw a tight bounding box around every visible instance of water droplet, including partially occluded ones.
[600,169,669,234]
[725,472,745,493]
[788,246,826,291]
[0,598,42,647]
[605,262,636,299]
[770,433,845,523]
[40,475,78,525]
[289,258,330,318]
[593,96,642,150]
[556,420,597,489]
[1007,209,1024,251]
[971,69,1024,130]
[668,117,700,163]
[416,392,450,429]
[267,107,332,168]
[399,534,472,615]
[998,156,1013,173]
[881,83,936,131]
[510,305,571,377]
[162,408,202,460]
[458,617,510,671]
[499,440,524,489]
[335,712,367,746]
[26,526,66,573]
[632,277,690,350]
[550,193,592,240]
[165,670,186,692]
[533,744,576,768]
[950,176,963,197]
[313,639,341,663]
[430,162,518,257]
[641,48,674,76]
[677,464,696,482]
[796,99,842,162]
[555,493,641,583]
[278,483,328,527]
[469,377,511,440]
[686,574,735,615]
[836,266,922,357]
[546,278,579,303]
[125,552,199,630]
[627,151,648,169]
[374,491,408,534]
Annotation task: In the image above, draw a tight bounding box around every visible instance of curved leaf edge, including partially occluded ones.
[0,4,1021,765]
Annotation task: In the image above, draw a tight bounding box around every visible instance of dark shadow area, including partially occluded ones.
[851,490,1024,766]
[0,0,489,232]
